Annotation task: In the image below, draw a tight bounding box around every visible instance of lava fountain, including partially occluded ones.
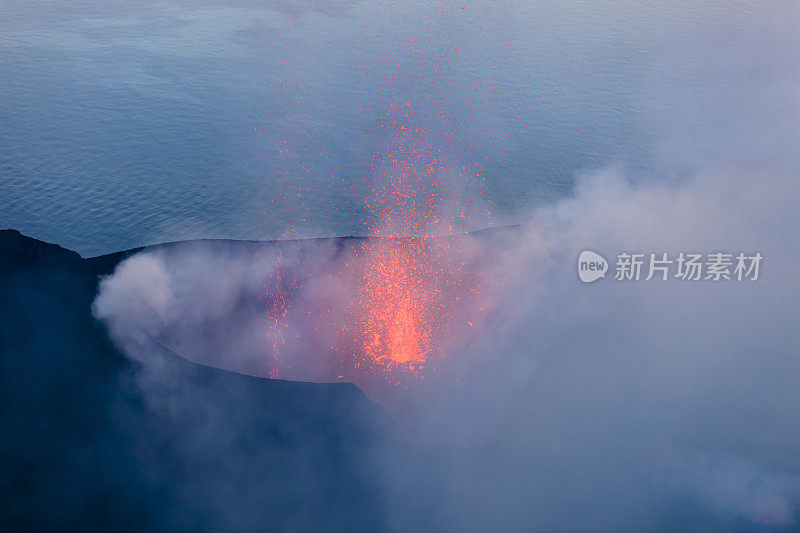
[351,117,490,384]
[259,52,497,391]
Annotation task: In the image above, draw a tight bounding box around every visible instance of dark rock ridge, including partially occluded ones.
[0,229,388,532]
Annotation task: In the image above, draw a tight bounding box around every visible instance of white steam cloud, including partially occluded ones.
[382,161,799,530]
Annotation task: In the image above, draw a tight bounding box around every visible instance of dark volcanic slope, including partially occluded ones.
[0,229,388,532]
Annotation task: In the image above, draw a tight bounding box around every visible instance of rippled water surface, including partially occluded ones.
[0,1,767,255]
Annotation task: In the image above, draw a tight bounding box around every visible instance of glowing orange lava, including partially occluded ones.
[360,236,431,368]
[355,119,477,375]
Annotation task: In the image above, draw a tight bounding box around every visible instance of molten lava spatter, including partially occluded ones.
[354,117,488,377]
[361,237,430,367]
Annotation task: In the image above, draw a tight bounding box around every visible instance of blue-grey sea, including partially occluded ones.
[0,1,774,256]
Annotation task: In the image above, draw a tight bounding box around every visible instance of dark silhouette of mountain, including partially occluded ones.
[0,229,388,532]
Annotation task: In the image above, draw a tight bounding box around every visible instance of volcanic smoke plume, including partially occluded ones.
[93,156,800,530]
[94,156,800,532]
